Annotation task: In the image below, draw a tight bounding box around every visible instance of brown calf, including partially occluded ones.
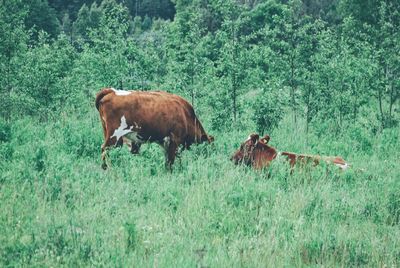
[231,133,349,171]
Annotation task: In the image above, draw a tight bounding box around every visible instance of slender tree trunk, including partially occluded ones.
[190,56,195,107]
[70,23,73,45]
[231,22,237,123]
[233,74,237,123]
[290,54,297,125]
[388,68,397,124]
[352,78,357,124]
[352,82,357,124]
[7,53,11,93]
[378,78,385,128]
[338,82,345,130]
[305,91,310,145]
[4,28,13,119]
[353,105,357,125]
[6,26,12,93]
[353,96,357,124]
[339,104,342,130]
[377,60,387,128]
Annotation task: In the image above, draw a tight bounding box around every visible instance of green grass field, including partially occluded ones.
[0,112,399,267]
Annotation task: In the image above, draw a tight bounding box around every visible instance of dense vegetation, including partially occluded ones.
[1,0,399,266]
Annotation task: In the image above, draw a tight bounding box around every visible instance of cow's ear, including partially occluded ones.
[262,134,270,144]
[250,134,259,144]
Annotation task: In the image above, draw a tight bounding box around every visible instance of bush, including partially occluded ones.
[252,88,284,135]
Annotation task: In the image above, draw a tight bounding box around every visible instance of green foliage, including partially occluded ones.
[1,0,400,266]
[23,0,61,40]
[141,15,152,31]
[0,119,11,143]
[73,3,101,41]
[0,0,28,118]
[126,0,175,20]
[12,32,76,118]
[253,86,284,135]
[1,0,398,128]
[387,187,400,225]
[100,0,131,33]
[125,221,138,251]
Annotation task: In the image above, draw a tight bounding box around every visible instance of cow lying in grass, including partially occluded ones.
[231,133,349,172]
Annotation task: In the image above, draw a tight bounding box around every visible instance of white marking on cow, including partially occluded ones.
[163,136,171,148]
[132,121,141,129]
[111,87,132,96]
[111,115,133,142]
[335,162,349,170]
[275,151,283,161]
[244,135,253,144]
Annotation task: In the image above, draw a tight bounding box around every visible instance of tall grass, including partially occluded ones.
[0,111,399,267]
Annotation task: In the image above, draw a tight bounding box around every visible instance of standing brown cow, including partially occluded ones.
[231,133,349,172]
[95,88,213,169]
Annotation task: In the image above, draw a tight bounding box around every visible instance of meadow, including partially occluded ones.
[1,110,399,267]
[1,0,400,266]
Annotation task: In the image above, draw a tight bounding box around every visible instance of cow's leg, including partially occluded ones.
[289,159,296,175]
[101,149,108,170]
[101,136,120,170]
[101,138,114,170]
[166,143,178,170]
[130,142,141,154]
[122,136,141,155]
[99,114,109,169]
[101,116,129,169]
[163,136,178,170]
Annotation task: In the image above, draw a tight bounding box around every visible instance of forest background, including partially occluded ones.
[0,0,399,266]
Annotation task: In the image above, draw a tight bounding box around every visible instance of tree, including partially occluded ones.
[0,0,28,118]
[72,2,102,42]
[299,19,325,135]
[166,0,207,107]
[126,0,175,20]
[23,0,61,40]
[73,3,91,40]
[217,1,245,123]
[253,83,284,135]
[100,0,131,34]
[373,1,400,128]
[14,32,76,119]
[61,13,72,40]
[68,0,158,105]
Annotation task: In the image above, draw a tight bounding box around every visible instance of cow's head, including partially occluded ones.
[231,133,260,165]
[260,134,270,144]
[201,134,214,143]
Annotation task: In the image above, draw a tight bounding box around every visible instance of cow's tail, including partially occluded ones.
[95,88,114,110]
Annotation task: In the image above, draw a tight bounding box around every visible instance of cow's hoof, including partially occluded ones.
[102,163,108,170]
